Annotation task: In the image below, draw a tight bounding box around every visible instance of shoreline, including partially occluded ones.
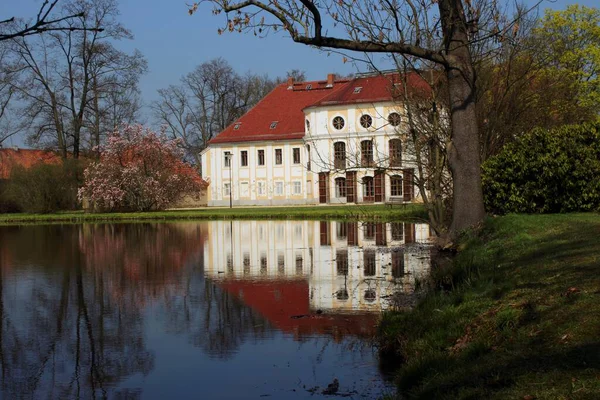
[0,204,427,225]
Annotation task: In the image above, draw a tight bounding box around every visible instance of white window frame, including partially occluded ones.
[223,183,231,196]
[257,181,265,196]
[275,181,284,196]
[293,181,302,195]
[240,182,249,197]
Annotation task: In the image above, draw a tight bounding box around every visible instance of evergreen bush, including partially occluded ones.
[482,122,600,214]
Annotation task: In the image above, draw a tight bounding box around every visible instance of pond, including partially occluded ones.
[0,220,432,399]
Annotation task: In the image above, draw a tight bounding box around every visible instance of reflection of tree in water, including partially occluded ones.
[0,226,154,398]
[0,222,273,398]
[79,223,272,360]
[77,223,206,307]
[159,271,272,360]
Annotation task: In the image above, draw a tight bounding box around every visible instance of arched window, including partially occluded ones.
[360,140,373,167]
[362,176,374,201]
[335,177,347,198]
[334,141,346,169]
[390,175,403,197]
[389,139,402,167]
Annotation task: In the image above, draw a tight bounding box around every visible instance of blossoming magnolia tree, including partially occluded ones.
[79,125,205,212]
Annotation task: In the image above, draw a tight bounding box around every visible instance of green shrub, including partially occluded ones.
[482,122,600,214]
[0,180,21,213]
[5,159,85,213]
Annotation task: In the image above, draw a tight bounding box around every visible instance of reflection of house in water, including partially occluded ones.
[203,220,431,326]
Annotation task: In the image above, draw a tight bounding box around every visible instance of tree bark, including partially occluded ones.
[440,0,486,235]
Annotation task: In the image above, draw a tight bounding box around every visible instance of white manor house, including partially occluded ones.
[201,72,430,206]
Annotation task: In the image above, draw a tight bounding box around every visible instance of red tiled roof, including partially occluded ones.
[0,148,62,180]
[307,72,432,108]
[208,79,348,145]
[209,72,433,145]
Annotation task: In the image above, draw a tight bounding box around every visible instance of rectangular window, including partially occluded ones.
[293,147,300,164]
[223,183,231,196]
[277,252,285,274]
[293,181,301,194]
[275,182,284,196]
[364,222,376,240]
[337,250,348,276]
[391,176,403,197]
[389,140,402,167]
[275,149,283,165]
[227,252,233,273]
[257,181,265,196]
[391,222,404,241]
[240,182,249,197]
[260,252,267,275]
[258,149,265,166]
[334,142,346,169]
[336,222,347,239]
[241,150,248,167]
[224,151,232,167]
[243,252,250,274]
[295,253,303,275]
[364,249,376,276]
[361,140,373,167]
[294,224,302,239]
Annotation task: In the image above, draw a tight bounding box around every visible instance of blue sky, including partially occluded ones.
[2,0,597,146]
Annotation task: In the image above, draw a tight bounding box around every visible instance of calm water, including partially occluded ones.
[0,220,431,399]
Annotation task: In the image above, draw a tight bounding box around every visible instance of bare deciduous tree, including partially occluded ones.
[8,0,146,158]
[152,58,274,165]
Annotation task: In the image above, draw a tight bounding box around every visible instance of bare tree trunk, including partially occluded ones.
[441,0,486,235]
[92,76,101,159]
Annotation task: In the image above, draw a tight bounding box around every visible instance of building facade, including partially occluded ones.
[202,72,430,206]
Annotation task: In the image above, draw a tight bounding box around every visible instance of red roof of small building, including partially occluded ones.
[0,148,62,180]
[208,72,433,145]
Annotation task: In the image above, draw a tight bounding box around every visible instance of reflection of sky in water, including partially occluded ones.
[0,221,430,399]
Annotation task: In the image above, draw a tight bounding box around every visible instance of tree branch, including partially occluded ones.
[1,0,103,42]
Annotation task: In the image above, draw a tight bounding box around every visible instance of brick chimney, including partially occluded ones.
[287,77,294,90]
[326,73,335,87]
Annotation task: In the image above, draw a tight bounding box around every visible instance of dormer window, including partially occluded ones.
[306,84,312,90]
[234,122,242,130]
[270,121,278,129]
[353,87,362,94]
[305,119,310,131]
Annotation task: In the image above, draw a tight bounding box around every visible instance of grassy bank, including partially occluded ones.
[379,214,600,399]
[0,203,426,225]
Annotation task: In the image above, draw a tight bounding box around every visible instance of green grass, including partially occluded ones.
[0,203,426,225]
[378,213,600,400]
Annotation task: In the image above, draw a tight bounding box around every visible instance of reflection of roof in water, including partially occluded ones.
[217,279,378,341]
